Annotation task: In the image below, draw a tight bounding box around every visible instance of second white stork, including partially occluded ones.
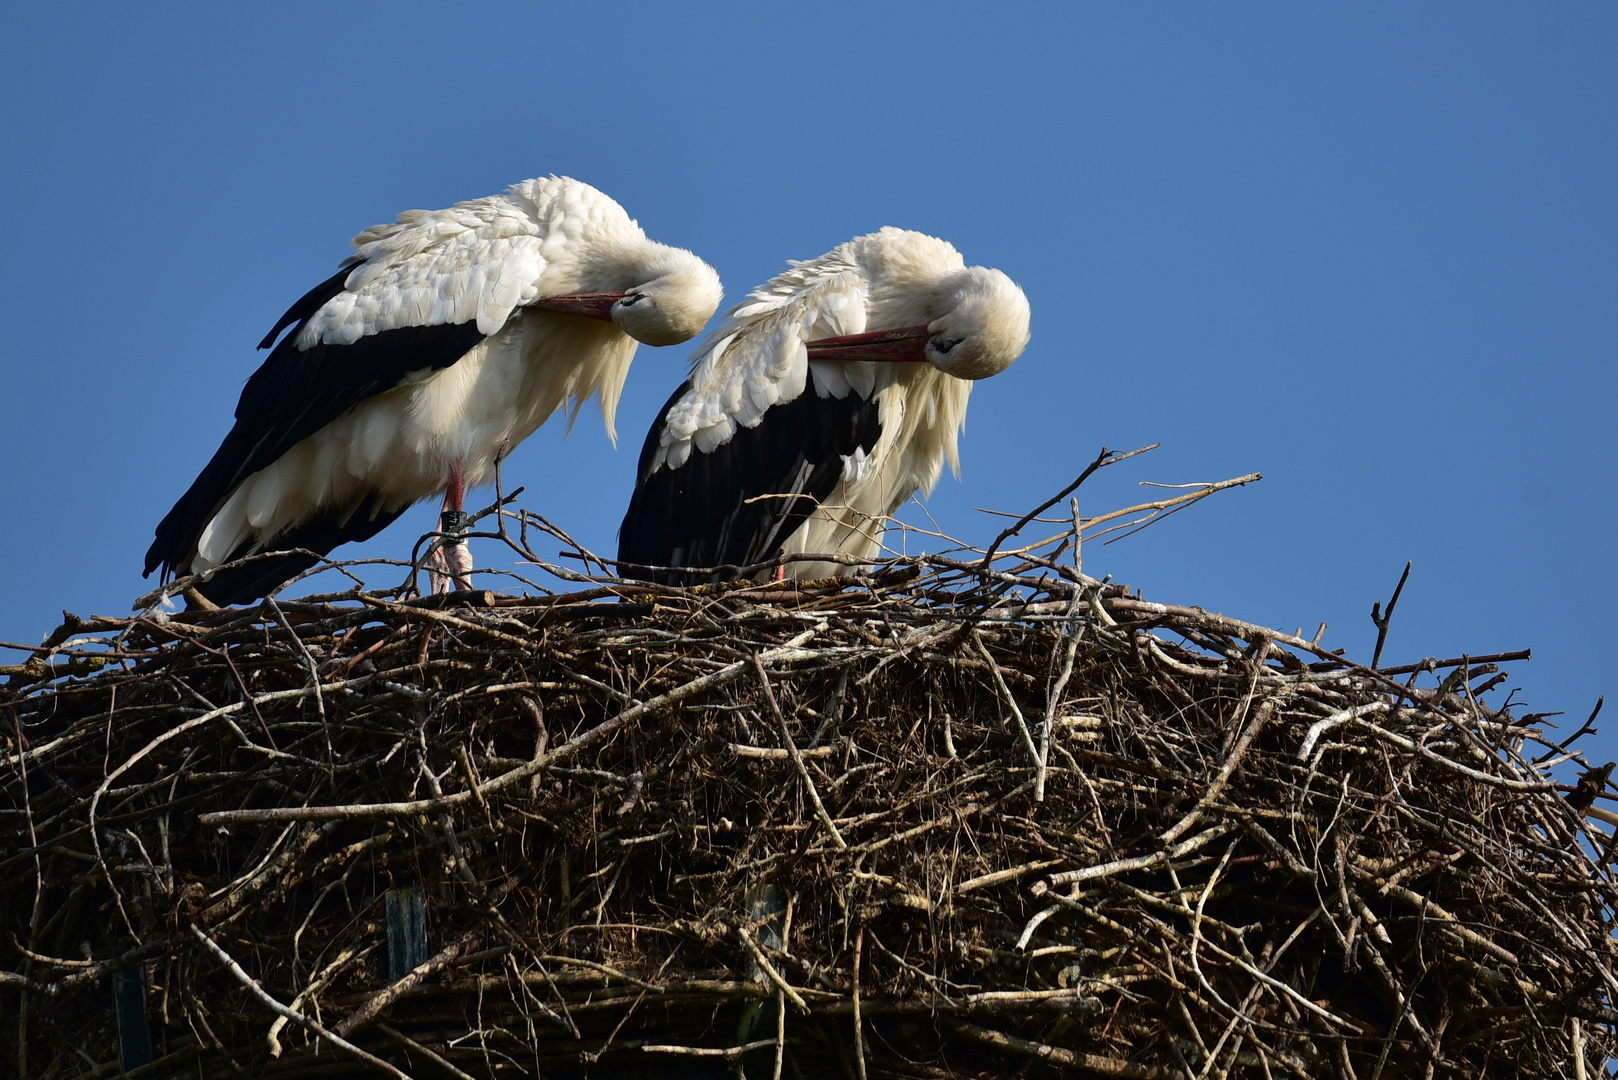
[617,227,1030,582]
[145,175,723,605]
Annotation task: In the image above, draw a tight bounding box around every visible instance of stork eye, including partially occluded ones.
[933,337,965,354]
[619,293,649,307]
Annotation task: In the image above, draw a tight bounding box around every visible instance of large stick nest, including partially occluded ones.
[3,459,1615,1079]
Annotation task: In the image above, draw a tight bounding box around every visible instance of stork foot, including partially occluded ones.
[427,543,474,594]
[427,508,474,594]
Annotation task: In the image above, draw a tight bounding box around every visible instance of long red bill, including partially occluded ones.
[805,324,931,362]
[530,292,626,321]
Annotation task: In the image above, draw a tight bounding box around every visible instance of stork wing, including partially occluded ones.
[617,267,882,580]
[293,197,548,347]
[144,194,550,579]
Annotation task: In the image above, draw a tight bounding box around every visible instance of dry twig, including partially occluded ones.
[0,458,1610,1079]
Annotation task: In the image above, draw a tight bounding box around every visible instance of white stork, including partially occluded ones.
[617,227,1030,582]
[145,175,723,605]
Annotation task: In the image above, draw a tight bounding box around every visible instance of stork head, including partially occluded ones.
[533,246,722,346]
[803,230,1031,378]
[923,267,1031,380]
[610,250,724,347]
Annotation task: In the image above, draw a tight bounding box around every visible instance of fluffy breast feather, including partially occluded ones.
[193,310,636,571]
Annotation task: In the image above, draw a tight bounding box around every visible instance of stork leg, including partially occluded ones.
[427,461,474,594]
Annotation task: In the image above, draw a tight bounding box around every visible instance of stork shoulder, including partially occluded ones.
[651,268,871,472]
[289,177,640,351]
[297,198,548,347]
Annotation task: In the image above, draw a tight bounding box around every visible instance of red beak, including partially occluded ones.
[805,324,932,362]
[529,292,626,321]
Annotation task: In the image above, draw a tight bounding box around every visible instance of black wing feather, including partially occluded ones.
[617,380,882,584]
[191,499,411,606]
[145,266,486,581]
[256,263,356,350]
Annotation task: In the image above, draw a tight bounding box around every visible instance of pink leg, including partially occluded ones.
[428,460,474,593]
[445,462,468,518]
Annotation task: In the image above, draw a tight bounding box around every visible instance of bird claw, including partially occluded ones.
[427,543,474,594]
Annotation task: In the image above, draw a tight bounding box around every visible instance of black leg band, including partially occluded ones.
[439,509,471,540]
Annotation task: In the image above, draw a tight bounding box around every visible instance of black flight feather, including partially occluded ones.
[256,263,357,351]
[145,263,486,587]
[190,499,411,606]
[617,379,882,584]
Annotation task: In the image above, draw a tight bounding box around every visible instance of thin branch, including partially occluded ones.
[191,927,414,1080]
[750,654,846,851]
[1370,561,1412,670]
[979,443,1159,567]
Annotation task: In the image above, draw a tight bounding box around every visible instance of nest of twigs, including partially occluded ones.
[4,452,1616,1079]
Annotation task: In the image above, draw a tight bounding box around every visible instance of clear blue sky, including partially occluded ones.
[2,4,1613,759]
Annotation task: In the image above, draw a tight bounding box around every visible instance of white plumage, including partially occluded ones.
[148,175,722,604]
[619,227,1030,580]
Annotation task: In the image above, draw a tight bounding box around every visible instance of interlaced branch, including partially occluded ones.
[2,454,1612,1079]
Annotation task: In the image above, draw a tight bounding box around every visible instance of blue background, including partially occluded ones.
[1,4,1613,760]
